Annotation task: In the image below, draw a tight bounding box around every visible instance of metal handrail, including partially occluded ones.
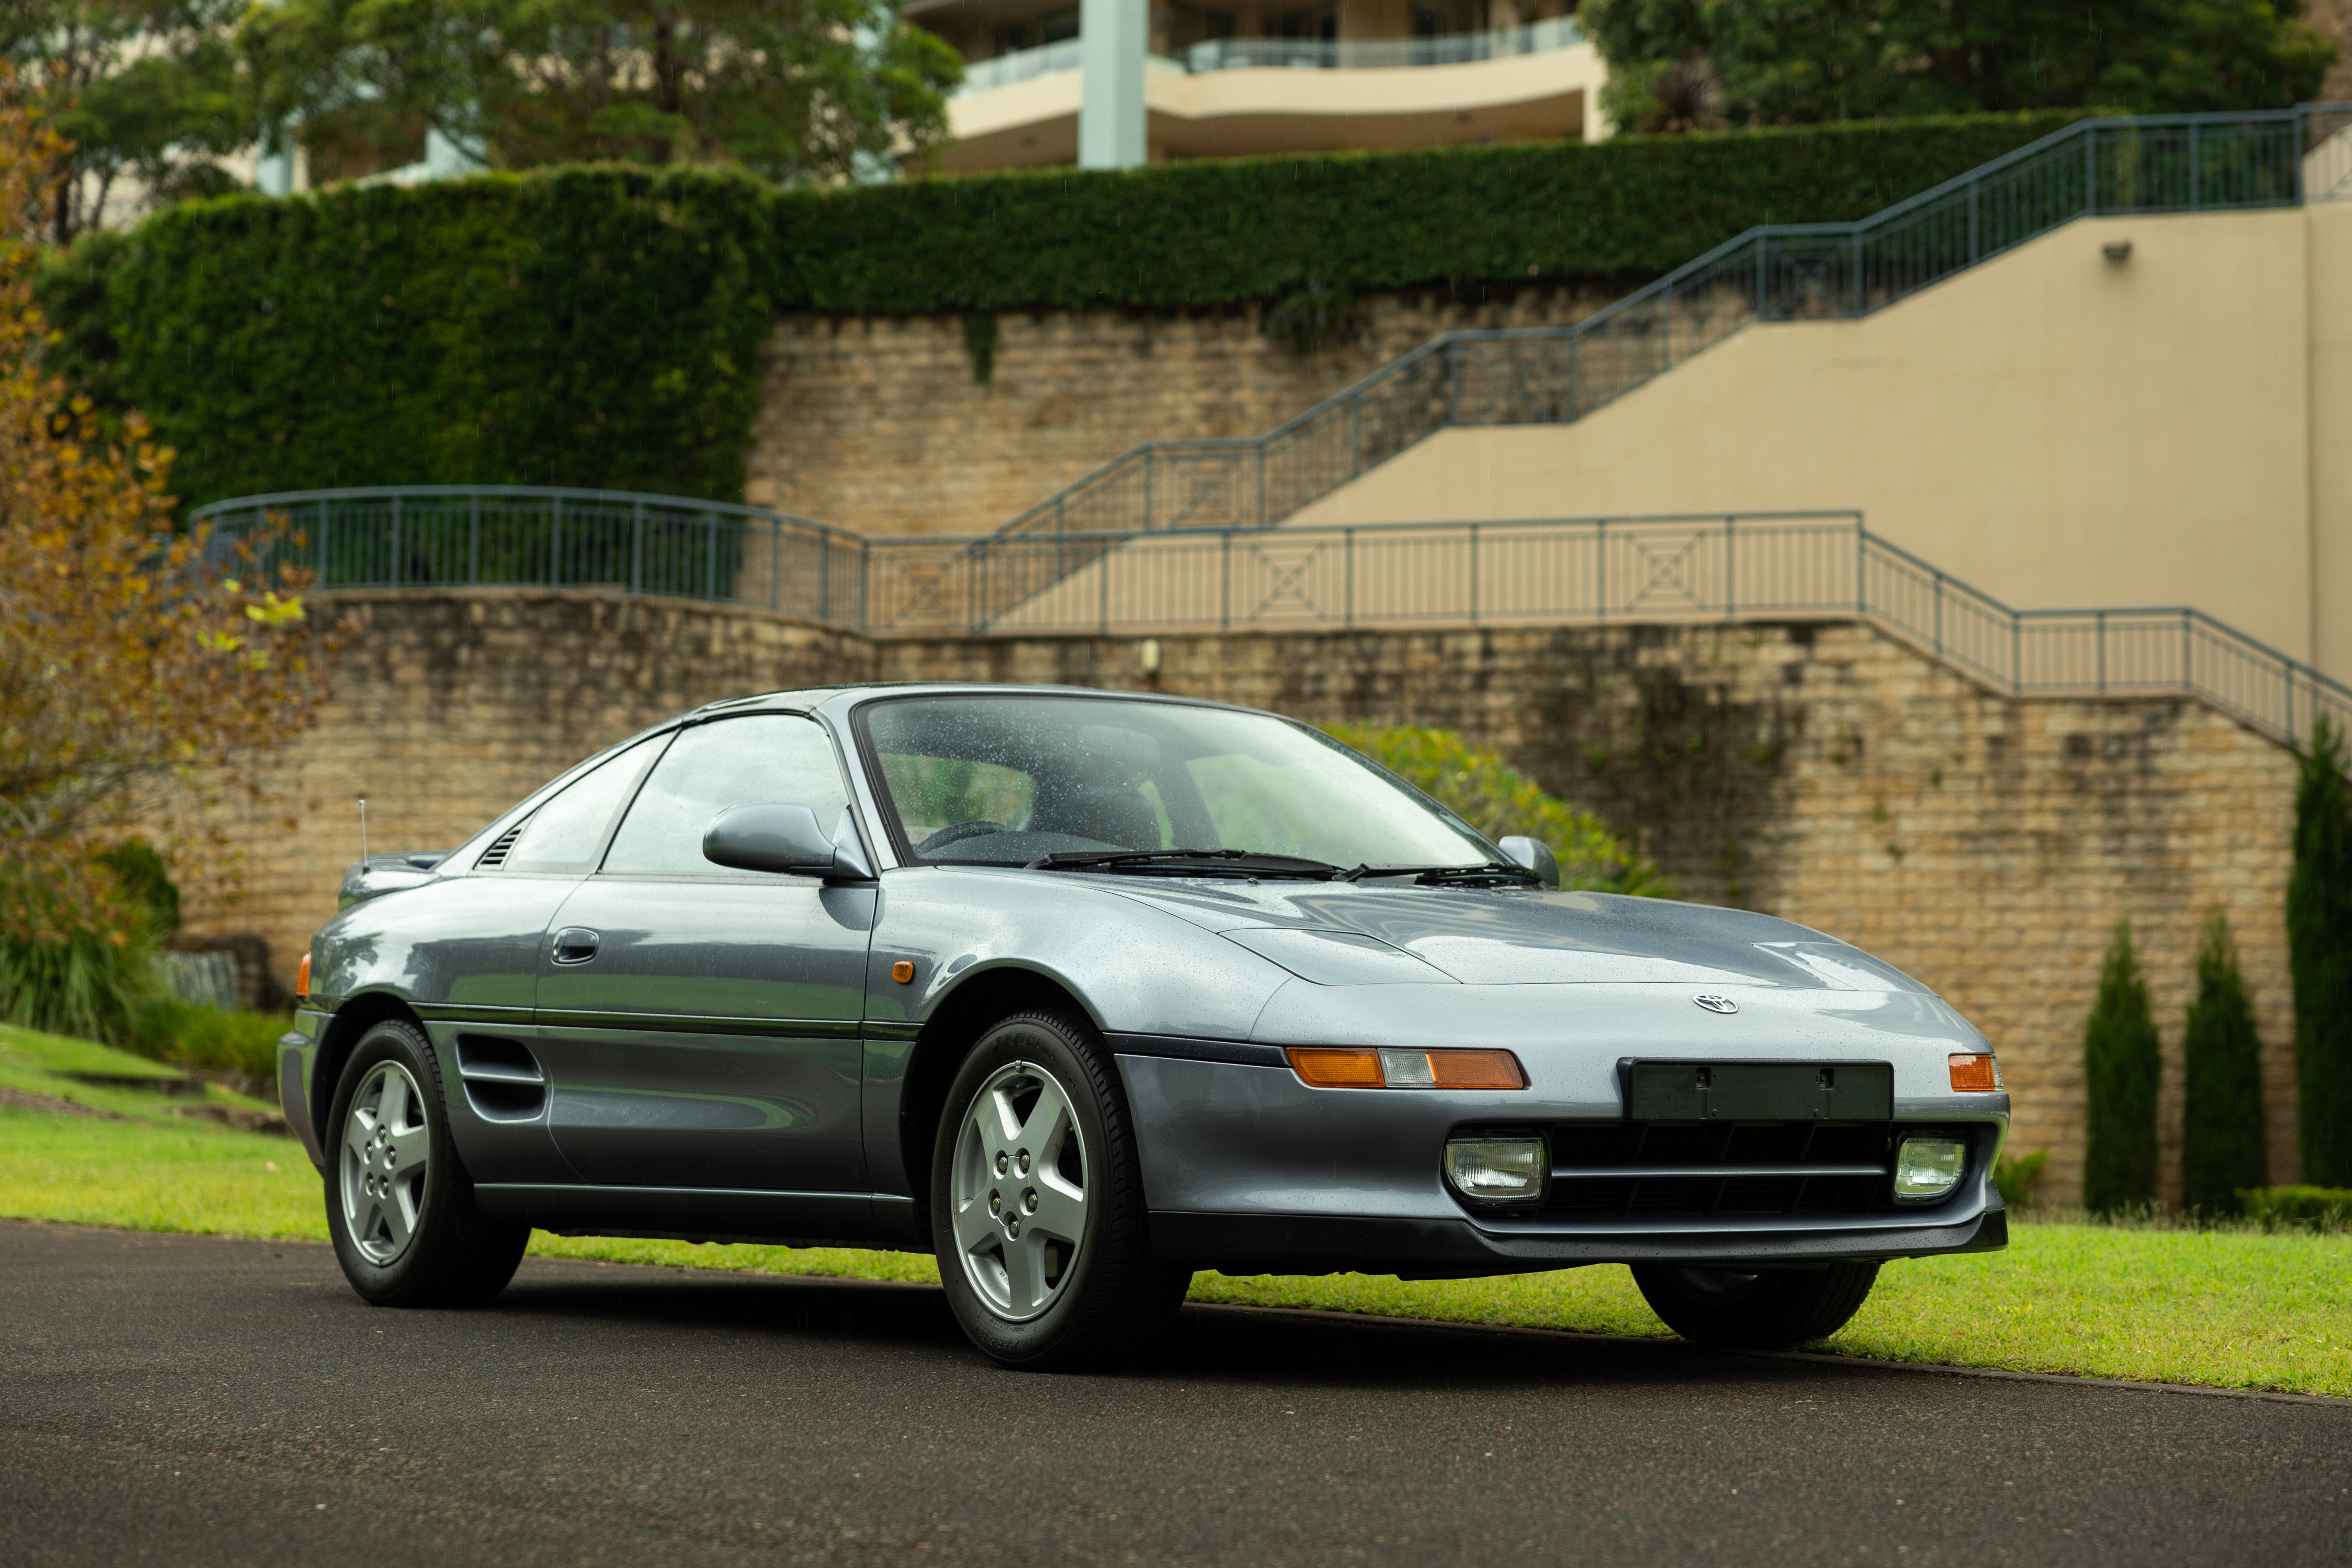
[965,101,2352,577]
[185,493,2352,753]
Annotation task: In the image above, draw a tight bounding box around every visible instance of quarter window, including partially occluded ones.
[499,735,665,873]
[602,715,851,876]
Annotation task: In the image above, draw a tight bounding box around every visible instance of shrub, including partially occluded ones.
[0,918,164,1045]
[2288,717,2352,1186]
[131,996,290,1093]
[1994,1150,2048,1209]
[1326,725,1671,896]
[38,112,2091,511]
[2082,917,2161,1214]
[2238,1185,2352,1233]
[2179,909,2267,1217]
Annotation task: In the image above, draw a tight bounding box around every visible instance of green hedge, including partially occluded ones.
[42,111,2088,511]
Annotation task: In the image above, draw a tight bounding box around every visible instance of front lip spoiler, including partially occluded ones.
[1151,1209,2007,1278]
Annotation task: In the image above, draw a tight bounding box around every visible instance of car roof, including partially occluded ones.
[688,683,1267,721]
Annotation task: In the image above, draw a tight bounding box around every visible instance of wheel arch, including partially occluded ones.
[899,963,1100,1239]
[311,991,428,1149]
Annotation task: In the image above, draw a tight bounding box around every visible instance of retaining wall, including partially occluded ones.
[191,589,2306,1206]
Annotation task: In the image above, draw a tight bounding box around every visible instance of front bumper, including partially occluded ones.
[1152,1206,2007,1278]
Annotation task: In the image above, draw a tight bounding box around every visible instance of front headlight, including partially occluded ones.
[1444,1137,1547,1205]
[1892,1136,1968,1204]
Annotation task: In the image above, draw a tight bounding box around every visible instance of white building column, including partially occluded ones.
[1079,0,1147,169]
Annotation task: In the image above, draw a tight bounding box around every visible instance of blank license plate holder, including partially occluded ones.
[1622,1059,1894,1121]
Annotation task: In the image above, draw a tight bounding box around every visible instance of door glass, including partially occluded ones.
[603,714,851,875]
[500,734,666,873]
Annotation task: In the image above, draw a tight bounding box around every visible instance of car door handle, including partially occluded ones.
[551,927,601,965]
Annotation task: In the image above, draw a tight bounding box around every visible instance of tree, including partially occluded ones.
[2179,908,2266,1216]
[2082,916,2160,1214]
[2,0,252,242]
[0,76,335,1040]
[239,0,963,185]
[2288,718,2352,1186]
[1583,0,2338,132]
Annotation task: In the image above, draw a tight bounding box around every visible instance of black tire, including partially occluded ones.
[324,1017,529,1308]
[1631,1261,1882,1349]
[929,1010,1190,1370]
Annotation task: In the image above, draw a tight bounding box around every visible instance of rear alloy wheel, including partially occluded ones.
[325,1018,528,1308]
[1631,1260,1882,1349]
[931,1012,1189,1369]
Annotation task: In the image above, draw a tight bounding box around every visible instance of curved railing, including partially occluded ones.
[187,489,2352,752]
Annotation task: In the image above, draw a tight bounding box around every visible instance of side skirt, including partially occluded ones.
[476,1184,925,1250]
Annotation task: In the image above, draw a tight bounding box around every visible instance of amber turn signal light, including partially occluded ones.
[891,960,915,984]
[295,951,311,1003]
[1948,1053,1999,1091]
[1287,1047,1527,1090]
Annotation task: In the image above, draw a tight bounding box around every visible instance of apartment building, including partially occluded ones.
[915,0,1605,170]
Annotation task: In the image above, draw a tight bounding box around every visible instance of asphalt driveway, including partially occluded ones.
[2,1221,2344,1567]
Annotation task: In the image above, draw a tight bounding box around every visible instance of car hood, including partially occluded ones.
[1101,880,1931,992]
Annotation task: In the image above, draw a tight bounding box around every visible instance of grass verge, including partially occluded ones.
[3,1037,2343,1398]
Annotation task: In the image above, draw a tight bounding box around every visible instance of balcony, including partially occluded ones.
[931,7,1603,170]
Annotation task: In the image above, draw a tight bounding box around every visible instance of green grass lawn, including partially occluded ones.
[3,1021,2344,1398]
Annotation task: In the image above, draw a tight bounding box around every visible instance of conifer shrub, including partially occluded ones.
[2082,917,2161,1214]
[2288,718,2352,1187]
[2179,909,2267,1217]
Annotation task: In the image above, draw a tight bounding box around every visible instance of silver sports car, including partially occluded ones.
[284,685,2008,1368]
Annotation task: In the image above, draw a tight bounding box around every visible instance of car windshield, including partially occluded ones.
[859,694,1497,871]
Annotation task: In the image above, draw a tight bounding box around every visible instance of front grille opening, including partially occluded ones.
[1527,1119,1974,1222]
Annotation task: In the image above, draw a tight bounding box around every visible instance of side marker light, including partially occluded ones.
[296,951,311,1003]
[891,960,915,985]
[1948,1053,1999,1091]
[1286,1047,1526,1089]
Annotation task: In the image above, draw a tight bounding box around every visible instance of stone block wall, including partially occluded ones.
[188,593,2306,1207]
[743,287,1616,539]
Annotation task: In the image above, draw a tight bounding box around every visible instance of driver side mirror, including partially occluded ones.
[703,804,876,881]
[1497,835,1561,889]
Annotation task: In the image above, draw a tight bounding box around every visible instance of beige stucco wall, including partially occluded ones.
[1285,207,2352,683]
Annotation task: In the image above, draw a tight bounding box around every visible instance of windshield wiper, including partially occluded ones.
[1025,849,1341,878]
[1339,861,1543,887]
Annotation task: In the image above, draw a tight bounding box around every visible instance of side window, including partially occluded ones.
[603,714,851,876]
[497,735,667,874]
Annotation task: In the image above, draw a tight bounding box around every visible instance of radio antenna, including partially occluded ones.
[359,798,369,862]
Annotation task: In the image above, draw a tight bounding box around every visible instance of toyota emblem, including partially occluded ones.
[1692,993,1739,1014]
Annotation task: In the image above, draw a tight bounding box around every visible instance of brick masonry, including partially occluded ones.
[192,593,2305,1208]
[743,287,1616,539]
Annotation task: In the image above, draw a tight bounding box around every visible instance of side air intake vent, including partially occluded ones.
[454,1035,546,1121]
[474,823,524,869]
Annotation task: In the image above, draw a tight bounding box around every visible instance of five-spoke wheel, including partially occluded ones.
[340,1060,432,1266]
[324,1017,529,1308]
[950,1059,1090,1322]
[930,1011,1190,1368]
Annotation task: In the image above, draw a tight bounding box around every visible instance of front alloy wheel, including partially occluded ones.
[950,1060,1090,1322]
[930,1011,1189,1369]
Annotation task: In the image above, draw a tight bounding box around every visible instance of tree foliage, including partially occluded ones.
[2288,718,2352,1186]
[238,0,962,184]
[2082,916,2162,1214]
[0,79,335,1040]
[2179,907,2266,1216]
[1584,0,2338,131]
[1327,725,1672,896]
[2,0,252,240]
